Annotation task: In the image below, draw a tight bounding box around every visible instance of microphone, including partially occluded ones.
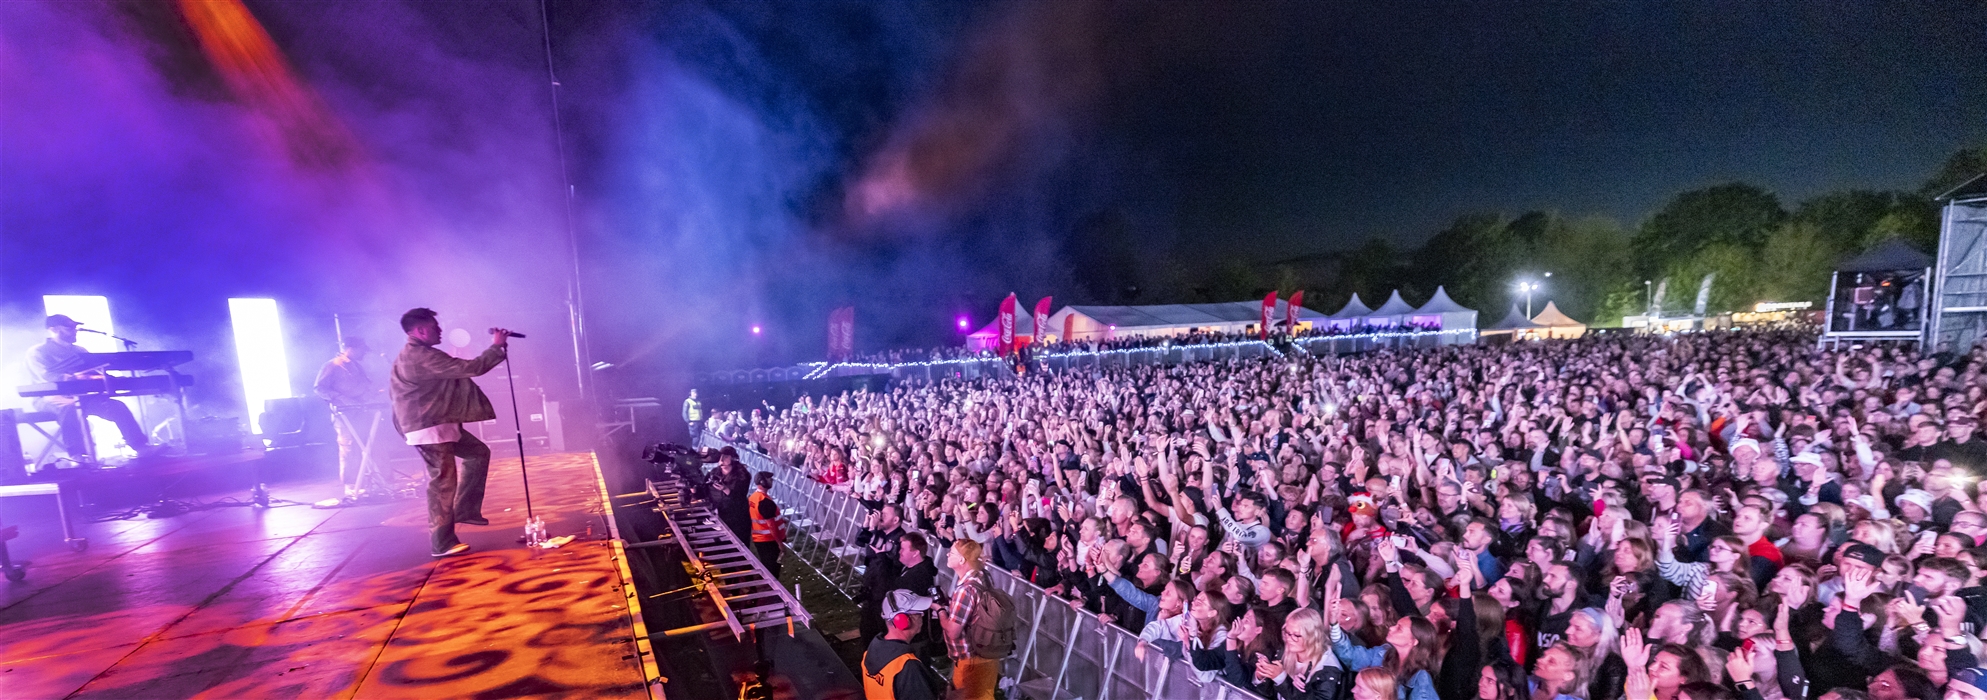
[489,328,527,339]
[77,328,108,335]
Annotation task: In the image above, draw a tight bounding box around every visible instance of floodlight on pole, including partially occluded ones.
[228,298,293,435]
[1516,280,1542,318]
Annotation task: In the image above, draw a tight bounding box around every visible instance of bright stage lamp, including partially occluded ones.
[228,298,293,434]
[44,295,117,353]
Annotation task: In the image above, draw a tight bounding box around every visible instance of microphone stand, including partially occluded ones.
[500,344,537,525]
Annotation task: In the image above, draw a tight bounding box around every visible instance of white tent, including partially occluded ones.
[1531,302,1587,339]
[1044,301,1328,342]
[1323,294,1372,332]
[965,311,1039,352]
[1480,304,1544,340]
[1362,290,1418,329]
[1410,285,1479,344]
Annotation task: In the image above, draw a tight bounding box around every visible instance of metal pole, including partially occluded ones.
[502,348,535,520]
[538,0,591,403]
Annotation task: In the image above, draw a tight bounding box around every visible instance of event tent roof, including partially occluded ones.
[1531,302,1584,328]
[1936,173,1987,203]
[1837,237,1933,273]
[1414,286,1474,314]
[1485,304,1543,331]
[967,311,1036,338]
[1059,301,1327,330]
[1368,290,1418,317]
[1328,294,1372,319]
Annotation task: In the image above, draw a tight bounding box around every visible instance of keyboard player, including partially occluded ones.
[25,315,158,461]
[315,336,384,503]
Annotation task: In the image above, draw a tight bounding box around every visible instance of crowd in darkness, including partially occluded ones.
[708,331,1987,700]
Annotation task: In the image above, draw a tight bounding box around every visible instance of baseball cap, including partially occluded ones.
[45,314,80,328]
[881,589,933,620]
[1842,543,1887,568]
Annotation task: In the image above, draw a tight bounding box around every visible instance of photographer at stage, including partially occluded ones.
[389,307,511,558]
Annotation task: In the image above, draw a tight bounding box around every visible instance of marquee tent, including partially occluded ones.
[1410,285,1479,343]
[1043,301,1328,342]
[1530,302,1587,339]
[1480,304,1544,338]
[1362,290,1419,329]
[1323,293,1372,332]
[965,311,1038,352]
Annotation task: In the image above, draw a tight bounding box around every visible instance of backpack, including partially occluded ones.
[964,579,1018,659]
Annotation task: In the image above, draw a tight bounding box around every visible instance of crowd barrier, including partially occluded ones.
[697,433,1263,700]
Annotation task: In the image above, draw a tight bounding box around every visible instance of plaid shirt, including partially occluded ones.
[947,568,987,660]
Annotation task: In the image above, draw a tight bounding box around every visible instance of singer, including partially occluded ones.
[389,307,512,558]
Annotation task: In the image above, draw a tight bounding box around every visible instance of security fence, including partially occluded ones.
[699,433,1264,700]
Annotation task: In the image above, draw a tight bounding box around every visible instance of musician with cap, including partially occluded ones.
[315,336,383,504]
[861,589,944,700]
[25,314,156,461]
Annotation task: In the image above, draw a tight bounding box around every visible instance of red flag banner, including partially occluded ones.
[998,294,1018,355]
[1033,296,1053,345]
[1286,290,1304,334]
[827,306,855,360]
[1260,291,1277,340]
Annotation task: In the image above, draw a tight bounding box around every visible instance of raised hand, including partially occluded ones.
[1725,647,1755,684]
[1842,567,1876,607]
[1935,596,1968,636]
[1621,627,1651,669]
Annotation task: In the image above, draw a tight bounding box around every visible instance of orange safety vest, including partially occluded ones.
[861,649,915,700]
[749,491,784,543]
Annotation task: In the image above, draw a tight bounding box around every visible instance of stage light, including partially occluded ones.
[751,325,762,335]
[228,298,293,434]
[43,295,116,353]
[957,317,969,330]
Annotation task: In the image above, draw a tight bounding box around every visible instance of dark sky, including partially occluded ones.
[2,0,1983,392]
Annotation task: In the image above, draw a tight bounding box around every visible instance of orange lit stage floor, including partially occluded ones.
[0,452,660,699]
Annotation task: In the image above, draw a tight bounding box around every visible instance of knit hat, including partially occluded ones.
[1730,438,1761,456]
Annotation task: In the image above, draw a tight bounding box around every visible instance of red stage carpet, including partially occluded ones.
[0,452,659,699]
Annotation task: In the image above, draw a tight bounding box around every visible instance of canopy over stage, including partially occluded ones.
[1043,300,1329,342]
[0,452,659,698]
[1823,236,1934,348]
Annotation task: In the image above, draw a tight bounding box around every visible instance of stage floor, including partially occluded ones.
[0,452,658,699]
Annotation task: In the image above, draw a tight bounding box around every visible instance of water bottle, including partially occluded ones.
[526,516,546,547]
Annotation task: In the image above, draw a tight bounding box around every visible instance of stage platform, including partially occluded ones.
[0,451,662,699]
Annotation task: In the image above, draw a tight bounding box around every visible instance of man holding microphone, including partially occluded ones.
[389,308,512,558]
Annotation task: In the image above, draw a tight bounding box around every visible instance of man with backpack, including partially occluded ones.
[939,540,1014,700]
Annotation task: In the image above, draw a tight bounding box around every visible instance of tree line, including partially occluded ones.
[1236,145,1987,327]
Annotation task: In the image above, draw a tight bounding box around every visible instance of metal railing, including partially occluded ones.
[699,433,1263,700]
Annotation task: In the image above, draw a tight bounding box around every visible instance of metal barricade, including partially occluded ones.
[699,433,1262,700]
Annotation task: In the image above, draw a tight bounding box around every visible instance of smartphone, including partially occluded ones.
[1390,534,1410,549]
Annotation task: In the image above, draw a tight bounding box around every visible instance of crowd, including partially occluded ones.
[717,329,1987,700]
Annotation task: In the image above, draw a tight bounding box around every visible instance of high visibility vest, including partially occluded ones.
[861,649,915,700]
[684,398,703,422]
[749,491,783,543]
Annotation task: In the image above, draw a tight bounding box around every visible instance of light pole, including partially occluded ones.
[1518,281,1541,318]
[1644,280,1652,313]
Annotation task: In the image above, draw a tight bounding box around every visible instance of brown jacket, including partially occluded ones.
[389,340,505,434]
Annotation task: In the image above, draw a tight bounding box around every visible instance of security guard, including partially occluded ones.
[682,389,704,436]
[862,590,944,700]
[748,471,785,578]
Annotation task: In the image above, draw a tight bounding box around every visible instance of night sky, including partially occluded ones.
[1,0,1983,406]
